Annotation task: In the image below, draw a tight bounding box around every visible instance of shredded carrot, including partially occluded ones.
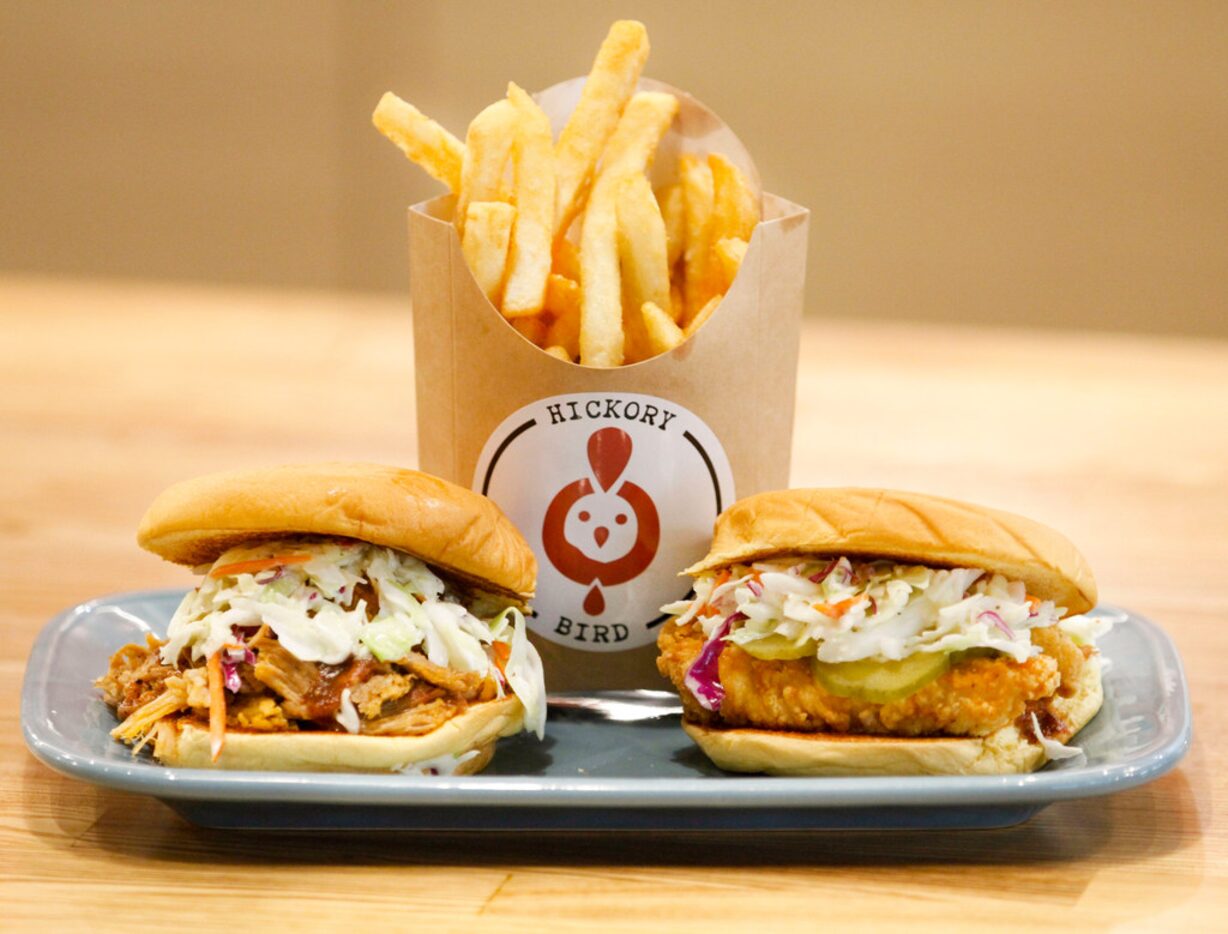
[695,568,735,617]
[492,641,511,676]
[814,597,859,619]
[209,554,311,579]
[206,651,226,762]
[1025,595,1042,612]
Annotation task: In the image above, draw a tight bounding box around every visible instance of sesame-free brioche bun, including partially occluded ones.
[686,488,1096,615]
[683,657,1102,777]
[151,695,525,772]
[137,462,536,599]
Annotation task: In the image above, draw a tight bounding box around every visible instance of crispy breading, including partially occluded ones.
[657,622,1079,737]
[1031,623,1085,697]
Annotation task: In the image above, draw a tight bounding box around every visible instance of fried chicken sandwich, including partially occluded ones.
[657,488,1112,776]
[98,463,545,773]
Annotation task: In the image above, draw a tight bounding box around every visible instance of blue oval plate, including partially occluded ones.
[22,590,1190,831]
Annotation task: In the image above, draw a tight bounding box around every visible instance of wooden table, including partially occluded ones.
[2,277,1223,930]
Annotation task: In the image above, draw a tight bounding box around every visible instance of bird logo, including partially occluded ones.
[541,426,661,616]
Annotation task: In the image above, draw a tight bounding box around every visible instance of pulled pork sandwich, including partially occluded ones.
[98,463,545,773]
[657,488,1112,776]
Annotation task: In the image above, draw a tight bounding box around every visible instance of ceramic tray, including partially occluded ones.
[22,591,1190,831]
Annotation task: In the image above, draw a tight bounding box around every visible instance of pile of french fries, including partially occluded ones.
[373,20,760,368]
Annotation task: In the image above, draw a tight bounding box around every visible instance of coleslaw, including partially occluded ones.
[662,556,1109,665]
[162,538,546,736]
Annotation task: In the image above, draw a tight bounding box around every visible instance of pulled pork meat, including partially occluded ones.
[350,672,416,718]
[96,634,179,720]
[360,656,497,735]
[249,629,318,715]
[97,628,501,740]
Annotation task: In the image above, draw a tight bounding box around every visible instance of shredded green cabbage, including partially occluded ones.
[491,607,546,738]
[163,539,547,735]
[662,556,1111,664]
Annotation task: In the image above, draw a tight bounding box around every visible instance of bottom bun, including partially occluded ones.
[683,657,1103,777]
[152,694,525,773]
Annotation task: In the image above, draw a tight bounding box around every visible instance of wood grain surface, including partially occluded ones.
[1,277,1223,931]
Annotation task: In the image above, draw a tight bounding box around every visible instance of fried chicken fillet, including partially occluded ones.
[658,619,1089,737]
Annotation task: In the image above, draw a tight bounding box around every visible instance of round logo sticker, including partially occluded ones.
[474,392,735,651]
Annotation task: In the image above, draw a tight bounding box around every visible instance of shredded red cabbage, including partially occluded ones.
[683,612,746,711]
[220,637,254,692]
[220,656,243,693]
[225,631,257,665]
[978,610,1015,639]
[809,559,840,584]
[747,579,763,597]
[254,566,285,585]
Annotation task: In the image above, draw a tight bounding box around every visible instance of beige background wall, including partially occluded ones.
[2,1,1225,335]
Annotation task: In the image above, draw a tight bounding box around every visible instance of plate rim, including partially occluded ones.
[21,590,1192,810]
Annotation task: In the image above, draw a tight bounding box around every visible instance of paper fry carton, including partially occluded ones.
[409,80,809,689]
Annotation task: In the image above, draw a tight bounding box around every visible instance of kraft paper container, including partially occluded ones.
[408,79,809,690]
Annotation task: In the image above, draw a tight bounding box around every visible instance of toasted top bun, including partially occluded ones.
[686,487,1096,614]
[683,657,1102,777]
[137,462,536,599]
[151,694,525,773]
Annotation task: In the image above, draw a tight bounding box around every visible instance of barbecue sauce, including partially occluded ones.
[1017,704,1068,744]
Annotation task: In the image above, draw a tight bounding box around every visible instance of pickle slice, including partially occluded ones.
[739,635,817,661]
[812,652,951,703]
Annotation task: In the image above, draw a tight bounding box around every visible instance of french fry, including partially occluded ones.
[713,236,748,292]
[545,272,582,316]
[641,300,685,357]
[679,153,716,323]
[579,92,679,367]
[502,84,557,317]
[372,92,465,192]
[617,174,671,313]
[684,294,721,338]
[621,298,650,364]
[669,279,684,323]
[553,237,582,282]
[461,201,516,303]
[511,314,548,346]
[617,174,670,364]
[496,168,515,203]
[553,20,650,240]
[594,93,679,195]
[708,153,759,243]
[544,274,582,359]
[546,312,581,361]
[456,99,517,237]
[578,190,622,366]
[375,23,764,369]
[658,183,686,270]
